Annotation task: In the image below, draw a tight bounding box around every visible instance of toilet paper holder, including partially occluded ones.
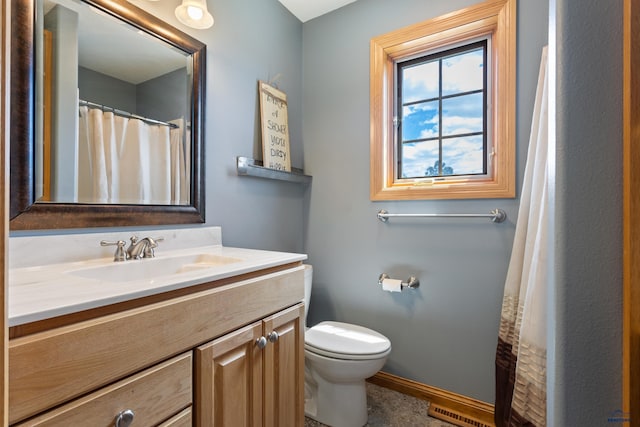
[378,273,420,290]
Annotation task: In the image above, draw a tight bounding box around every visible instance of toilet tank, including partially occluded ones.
[303,264,313,326]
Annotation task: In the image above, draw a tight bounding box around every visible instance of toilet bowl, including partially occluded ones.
[303,265,391,427]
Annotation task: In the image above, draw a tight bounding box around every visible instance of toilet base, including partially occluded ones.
[304,363,368,427]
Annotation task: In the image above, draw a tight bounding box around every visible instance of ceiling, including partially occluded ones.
[277,0,359,22]
[46,0,188,84]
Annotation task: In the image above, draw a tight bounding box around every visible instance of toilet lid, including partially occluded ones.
[305,321,391,356]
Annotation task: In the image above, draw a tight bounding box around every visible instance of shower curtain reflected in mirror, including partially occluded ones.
[77,106,187,205]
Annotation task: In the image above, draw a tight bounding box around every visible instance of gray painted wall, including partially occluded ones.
[196,0,305,253]
[78,67,137,112]
[302,0,548,403]
[551,0,623,424]
[137,68,189,123]
[78,67,188,124]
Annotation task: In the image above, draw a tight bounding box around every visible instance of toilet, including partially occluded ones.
[303,265,391,427]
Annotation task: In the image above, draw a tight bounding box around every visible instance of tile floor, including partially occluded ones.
[303,382,458,427]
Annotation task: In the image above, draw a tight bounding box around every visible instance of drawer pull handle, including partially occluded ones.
[115,409,135,427]
[267,331,279,343]
[256,336,268,349]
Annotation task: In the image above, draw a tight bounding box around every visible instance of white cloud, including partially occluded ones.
[402,140,438,160]
[401,136,484,177]
[402,61,438,102]
[402,49,484,103]
[442,50,484,94]
[442,116,483,135]
[442,136,484,174]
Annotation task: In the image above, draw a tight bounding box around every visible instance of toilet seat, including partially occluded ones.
[305,321,391,360]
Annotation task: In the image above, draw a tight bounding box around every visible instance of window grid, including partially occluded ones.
[369,0,516,201]
[397,40,488,179]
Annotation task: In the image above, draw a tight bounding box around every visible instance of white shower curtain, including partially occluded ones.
[169,118,189,205]
[495,46,548,427]
[118,118,154,204]
[78,106,123,203]
[77,107,186,205]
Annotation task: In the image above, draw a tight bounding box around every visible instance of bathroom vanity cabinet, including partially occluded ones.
[195,303,304,426]
[8,264,305,426]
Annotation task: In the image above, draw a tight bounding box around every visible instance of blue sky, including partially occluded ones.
[400,48,485,178]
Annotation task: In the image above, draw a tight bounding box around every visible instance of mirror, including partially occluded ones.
[10,0,206,230]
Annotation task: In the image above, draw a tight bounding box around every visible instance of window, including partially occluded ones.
[370,0,516,200]
[398,40,488,180]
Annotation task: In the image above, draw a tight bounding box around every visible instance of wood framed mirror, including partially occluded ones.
[10,0,206,230]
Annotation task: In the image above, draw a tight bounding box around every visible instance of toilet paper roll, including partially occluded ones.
[382,278,402,292]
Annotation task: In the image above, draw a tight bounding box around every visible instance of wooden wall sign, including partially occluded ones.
[259,81,291,172]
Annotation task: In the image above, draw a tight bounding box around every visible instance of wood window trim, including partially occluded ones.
[370,0,516,201]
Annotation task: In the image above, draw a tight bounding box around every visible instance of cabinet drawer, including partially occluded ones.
[14,353,192,427]
[159,407,192,427]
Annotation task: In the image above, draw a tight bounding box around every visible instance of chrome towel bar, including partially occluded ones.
[377,208,507,223]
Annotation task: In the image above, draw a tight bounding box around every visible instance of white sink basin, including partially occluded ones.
[66,253,243,283]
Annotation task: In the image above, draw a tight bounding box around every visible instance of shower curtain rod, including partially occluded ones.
[79,99,179,129]
[377,208,507,223]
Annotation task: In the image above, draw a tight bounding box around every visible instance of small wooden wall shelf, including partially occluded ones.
[236,157,312,185]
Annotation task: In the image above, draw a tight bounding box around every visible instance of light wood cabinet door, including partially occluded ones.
[195,303,304,427]
[195,322,264,427]
[263,304,305,427]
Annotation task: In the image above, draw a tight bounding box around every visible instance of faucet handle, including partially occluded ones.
[142,237,164,258]
[150,236,164,245]
[101,240,127,262]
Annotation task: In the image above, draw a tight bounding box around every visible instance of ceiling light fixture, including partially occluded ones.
[175,0,214,29]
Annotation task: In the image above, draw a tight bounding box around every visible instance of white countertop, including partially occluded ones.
[8,227,307,327]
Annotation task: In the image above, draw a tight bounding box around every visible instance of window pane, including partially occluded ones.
[402,60,439,103]
[442,48,484,96]
[400,140,439,178]
[442,135,484,175]
[441,93,483,136]
[396,42,487,181]
[402,101,439,141]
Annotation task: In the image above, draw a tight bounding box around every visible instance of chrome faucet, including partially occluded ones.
[126,236,163,260]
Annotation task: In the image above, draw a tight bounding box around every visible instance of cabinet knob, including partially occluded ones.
[267,331,279,343]
[115,409,135,427]
[256,336,268,349]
